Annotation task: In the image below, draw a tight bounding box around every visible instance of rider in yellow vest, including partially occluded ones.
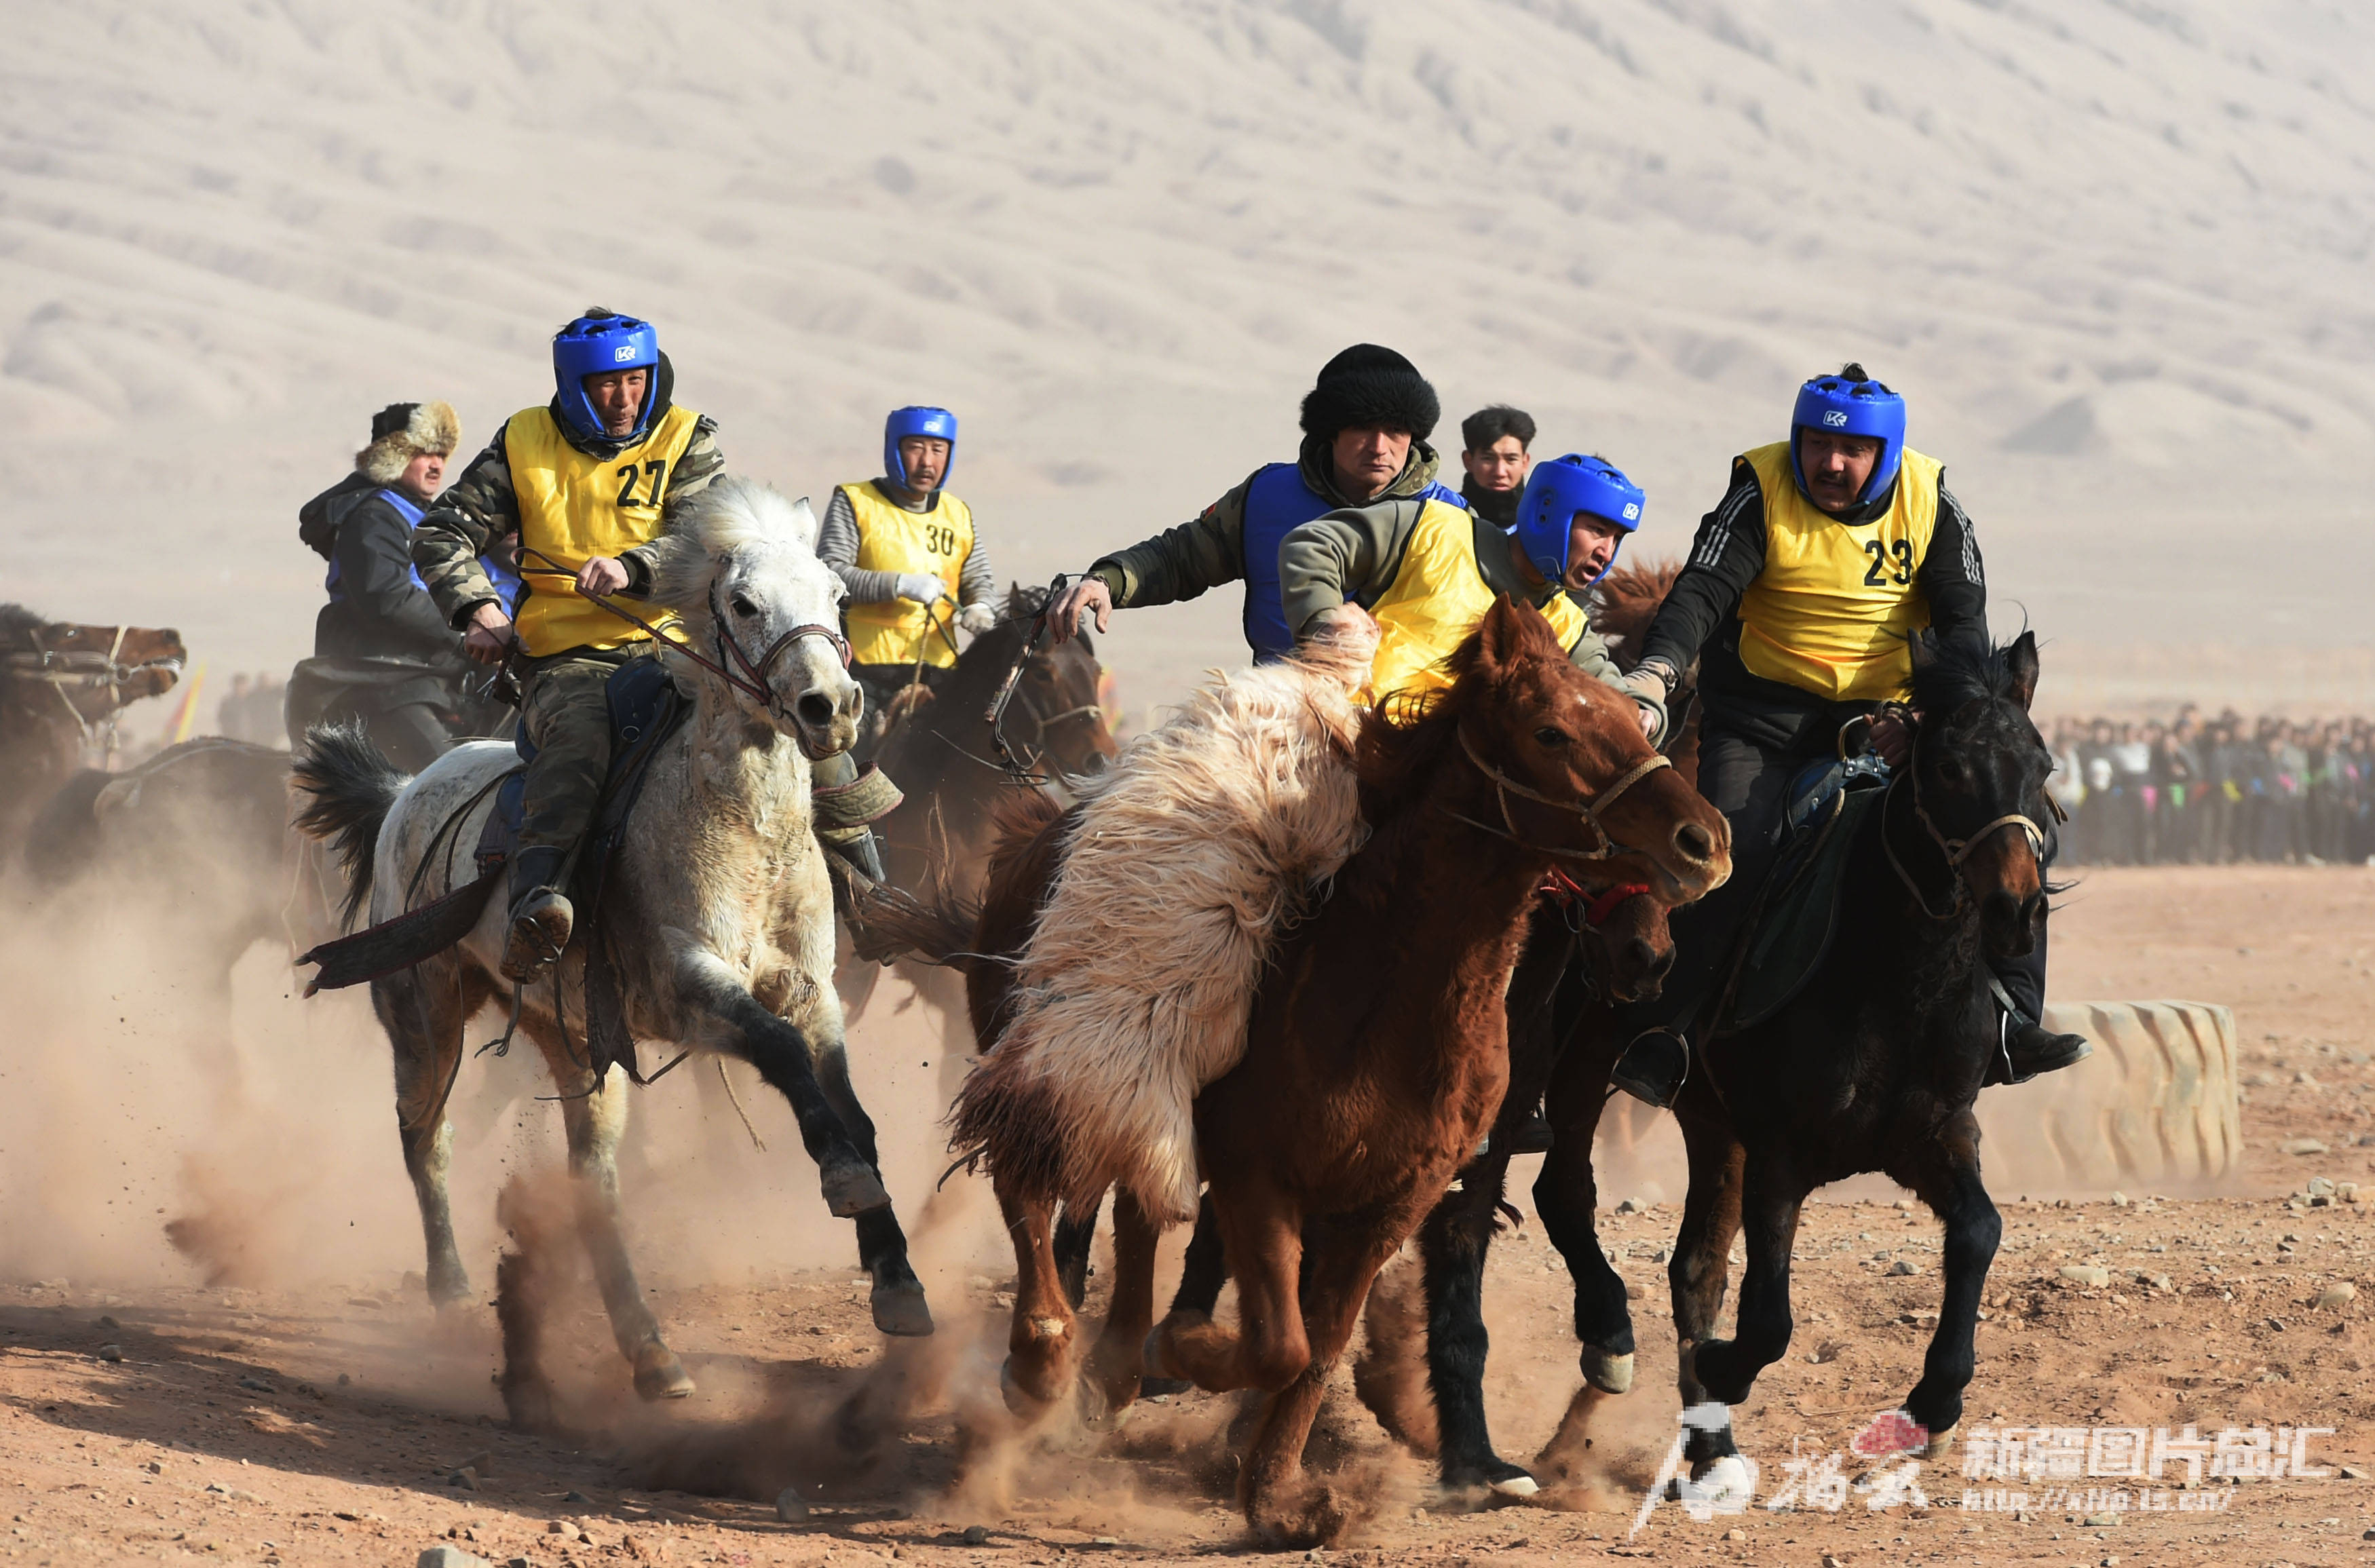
[413,308,888,981]
[816,406,1000,750]
[1280,451,1662,738]
[1606,364,2089,1106]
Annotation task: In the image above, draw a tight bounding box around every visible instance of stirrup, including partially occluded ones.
[501,888,573,982]
[1611,1027,1691,1109]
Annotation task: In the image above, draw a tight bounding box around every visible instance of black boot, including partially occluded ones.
[1504,1099,1555,1155]
[823,825,888,887]
[1989,1014,2092,1086]
[1610,1027,1692,1109]
[501,844,573,983]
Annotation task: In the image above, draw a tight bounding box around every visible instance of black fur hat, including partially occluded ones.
[1299,343,1440,443]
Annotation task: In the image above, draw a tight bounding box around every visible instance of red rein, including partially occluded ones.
[1542,868,1653,928]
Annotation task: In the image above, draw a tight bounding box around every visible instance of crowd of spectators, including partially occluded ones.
[2048,710,2375,866]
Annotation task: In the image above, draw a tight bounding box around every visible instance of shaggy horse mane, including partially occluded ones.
[641,477,824,612]
[1910,630,2031,718]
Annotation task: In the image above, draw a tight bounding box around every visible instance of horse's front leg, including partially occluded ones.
[1679,1149,1805,1505]
[680,954,890,1217]
[807,1030,932,1337]
[1532,1039,1637,1485]
[1899,1111,2001,1451]
[994,1177,1079,1415]
[1081,1187,1162,1419]
[1412,1147,1535,1497]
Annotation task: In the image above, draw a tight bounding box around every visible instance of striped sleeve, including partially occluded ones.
[1635,459,1768,678]
[1919,475,1989,651]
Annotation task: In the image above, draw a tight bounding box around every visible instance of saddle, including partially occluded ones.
[300,658,689,1012]
[1711,753,1891,1033]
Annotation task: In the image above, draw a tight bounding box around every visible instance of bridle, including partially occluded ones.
[3,624,179,762]
[520,546,850,748]
[1447,727,1673,864]
[1881,719,2057,921]
[984,574,1107,784]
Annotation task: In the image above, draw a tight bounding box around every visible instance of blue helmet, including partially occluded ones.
[1789,366,1905,504]
[552,311,660,443]
[884,406,958,492]
[1513,453,1646,587]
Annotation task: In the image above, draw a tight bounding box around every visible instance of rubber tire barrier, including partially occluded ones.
[1975,1000,2243,1195]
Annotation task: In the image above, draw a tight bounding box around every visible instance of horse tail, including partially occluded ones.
[19,769,113,887]
[847,883,981,971]
[290,721,407,928]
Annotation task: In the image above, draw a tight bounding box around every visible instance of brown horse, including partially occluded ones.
[0,605,185,856]
[947,598,1730,1545]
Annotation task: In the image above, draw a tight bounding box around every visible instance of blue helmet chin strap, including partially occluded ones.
[1513,453,1646,586]
[884,406,959,492]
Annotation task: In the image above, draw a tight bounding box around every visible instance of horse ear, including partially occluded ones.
[2005,630,2040,711]
[1475,595,1525,672]
[786,496,822,553]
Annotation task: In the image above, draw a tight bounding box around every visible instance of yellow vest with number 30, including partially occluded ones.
[839,481,974,668]
[1734,440,1943,702]
[507,403,704,657]
[1365,499,1590,712]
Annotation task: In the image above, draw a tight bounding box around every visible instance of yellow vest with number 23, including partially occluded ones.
[506,403,704,658]
[839,481,974,668]
[1735,440,1943,703]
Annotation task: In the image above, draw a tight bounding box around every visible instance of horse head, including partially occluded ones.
[1904,629,2053,959]
[646,478,859,760]
[989,585,1117,778]
[0,605,186,725]
[1576,889,1676,1003]
[1387,596,1730,906]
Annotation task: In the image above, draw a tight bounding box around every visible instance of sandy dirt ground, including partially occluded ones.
[4,864,2375,1567]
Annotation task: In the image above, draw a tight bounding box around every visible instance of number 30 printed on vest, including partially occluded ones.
[924,522,960,556]
[615,460,669,509]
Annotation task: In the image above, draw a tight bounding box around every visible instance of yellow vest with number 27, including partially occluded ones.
[1364,499,1590,714]
[839,481,974,668]
[1735,440,1943,703]
[507,403,703,658]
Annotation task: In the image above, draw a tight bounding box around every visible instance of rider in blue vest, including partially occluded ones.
[1046,345,1466,653]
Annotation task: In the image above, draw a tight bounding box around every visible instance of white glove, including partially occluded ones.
[894,573,949,605]
[957,601,998,635]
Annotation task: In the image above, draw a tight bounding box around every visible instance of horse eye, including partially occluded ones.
[730,594,758,618]
[1533,726,1569,748]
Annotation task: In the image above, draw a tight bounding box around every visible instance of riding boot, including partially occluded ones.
[501,843,573,983]
[824,824,889,886]
[812,748,902,890]
[1983,938,2090,1086]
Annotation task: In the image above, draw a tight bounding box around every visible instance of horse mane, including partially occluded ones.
[0,603,46,646]
[1589,558,1681,670]
[1354,602,1567,818]
[641,477,823,611]
[1910,630,2023,716]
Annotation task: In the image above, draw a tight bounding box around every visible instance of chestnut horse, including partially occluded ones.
[0,605,185,857]
[947,597,1730,1545]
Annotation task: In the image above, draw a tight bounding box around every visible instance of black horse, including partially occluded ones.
[1399,630,2053,1498]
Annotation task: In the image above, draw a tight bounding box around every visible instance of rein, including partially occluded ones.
[984,574,1084,784]
[3,625,169,763]
[1445,728,1673,864]
[518,547,850,748]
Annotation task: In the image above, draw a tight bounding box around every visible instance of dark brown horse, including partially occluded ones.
[945,598,1731,1545]
[0,605,185,856]
[839,586,1114,1095]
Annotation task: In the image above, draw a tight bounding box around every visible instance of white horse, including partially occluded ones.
[294,476,931,1404]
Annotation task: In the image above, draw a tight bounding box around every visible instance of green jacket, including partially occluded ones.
[1280,501,1665,740]
[1085,436,1449,609]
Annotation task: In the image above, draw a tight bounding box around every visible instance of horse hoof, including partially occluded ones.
[1139,1375,1190,1398]
[999,1358,1058,1418]
[818,1160,891,1218]
[1679,1453,1756,1514]
[871,1280,935,1338]
[1487,1467,1540,1499]
[1579,1345,1635,1395]
[1920,1420,1959,1461]
[632,1351,696,1402]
